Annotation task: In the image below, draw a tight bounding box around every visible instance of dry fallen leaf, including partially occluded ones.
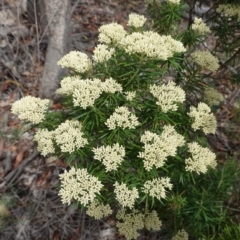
[14,150,26,168]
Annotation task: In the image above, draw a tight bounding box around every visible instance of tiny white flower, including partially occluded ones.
[186,142,217,174]
[34,129,55,156]
[11,96,49,124]
[127,13,147,28]
[116,209,144,240]
[86,201,112,219]
[139,126,185,171]
[191,51,219,72]
[150,81,186,112]
[172,229,189,240]
[57,51,92,73]
[54,120,88,153]
[98,23,127,44]
[59,168,103,206]
[93,143,125,171]
[188,102,217,134]
[142,177,173,200]
[120,31,186,60]
[114,182,139,209]
[105,106,140,130]
[192,18,211,35]
[93,44,115,63]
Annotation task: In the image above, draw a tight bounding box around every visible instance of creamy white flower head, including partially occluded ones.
[120,31,186,60]
[101,77,123,93]
[72,78,103,109]
[191,51,219,72]
[188,102,217,134]
[55,76,80,95]
[34,129,55,156]
[93,44,115,63]
[54,120,88,153]
[86,200,112,219]
[204,87,223,106]
[116,209,144,240]
[93,143,125,171]
[142,177,173,200]
[59,168,103,206]
[105,106,140,130]
[125,91,136,101]
[144,210,162,231]
[114,182,139,209]
[186,142,217,174]
[57,51,92,73]
[98,23,127,44]
[192,18,211,35]
[217,4,240,21]
[172,229,189,240]
[139,125,185,171]
[127,13,147,28]
[166,0,181,4]
[150,81,186,112]
[11,96,49,124]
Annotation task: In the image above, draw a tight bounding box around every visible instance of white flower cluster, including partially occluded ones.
[144,210,162,231]
[192,18,211,35]
[98,22,127,44]
[11,96,49,124]
[125,91,136,101]
[150,81,186,112]
[139,125,185,171]
[186,142,217,174]
[57,51,92,73]
[34,119,87,156]
[59,168,103,206]
[166,0,181,4]
[114,182,139,209]
[56,77,122,107]
[127,13,147,28]
[217,4,240,21]
[142,177,173,200]
[55,76,80,95]
[191,51,220,72]
[72,78,103,109]
[86,200,112,219]
[34,129,55,156]
[120,31,186,60]
[116,209,144,240]
[116,209,161,240]
[101,77,123,93]
[172,229,189,240]
[93,143,125,171]
[93,44,115,63]
[188,102,217,134]
[204,86,223,106]
[105,106,140,130]
[54,120,88,153]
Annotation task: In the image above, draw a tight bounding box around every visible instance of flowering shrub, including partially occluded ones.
[11,1,240,239]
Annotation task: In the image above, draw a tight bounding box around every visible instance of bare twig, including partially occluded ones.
[71,0,82,15]
[33,0,40,62]
[3,150,39,188]
[39,5,60,45]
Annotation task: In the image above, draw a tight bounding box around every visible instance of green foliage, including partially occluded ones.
[217,222,240,240]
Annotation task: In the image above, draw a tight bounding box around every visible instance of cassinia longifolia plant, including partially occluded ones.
[11,0,240,239]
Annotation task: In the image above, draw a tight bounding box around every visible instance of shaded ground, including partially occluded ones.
[0,0,240,239]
